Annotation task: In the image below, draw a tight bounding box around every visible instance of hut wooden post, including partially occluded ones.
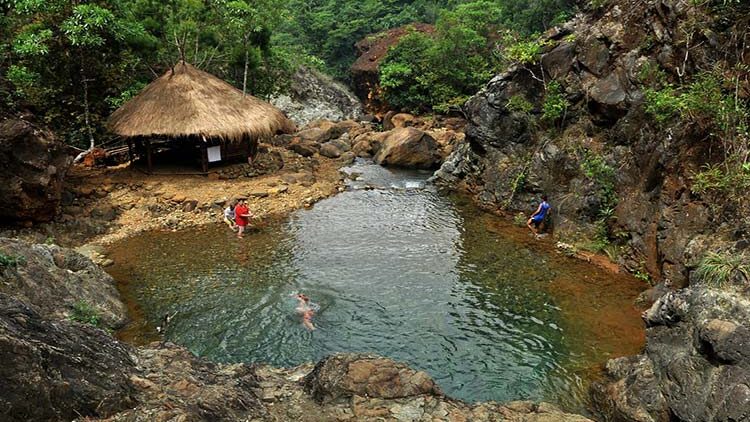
[145,138,153,174]
[200,136,209,173]
[126,138,134,163]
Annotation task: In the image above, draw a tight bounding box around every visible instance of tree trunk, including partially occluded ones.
[73,69,96,163]
[242,35,249,96]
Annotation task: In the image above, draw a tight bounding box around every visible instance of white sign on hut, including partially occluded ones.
[107,61,295,173]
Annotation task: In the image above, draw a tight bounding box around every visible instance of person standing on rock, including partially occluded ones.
[527,195,551,235]
[234,199,252,238]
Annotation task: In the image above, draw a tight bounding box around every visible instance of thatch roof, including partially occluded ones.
[108,62,295,142]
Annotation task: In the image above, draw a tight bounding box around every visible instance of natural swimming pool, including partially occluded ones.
[107,160,644,412]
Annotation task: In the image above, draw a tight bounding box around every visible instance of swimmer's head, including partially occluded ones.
[297,293,309,302]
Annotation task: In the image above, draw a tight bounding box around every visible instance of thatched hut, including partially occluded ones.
[108,61,295,173]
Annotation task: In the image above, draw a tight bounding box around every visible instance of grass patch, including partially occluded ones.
[70,300,102,327]
[0,252,26,268]
[695,251,750,288]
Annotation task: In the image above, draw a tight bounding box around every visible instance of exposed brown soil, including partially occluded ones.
[0,144,348,253]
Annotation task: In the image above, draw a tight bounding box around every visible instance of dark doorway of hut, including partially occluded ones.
[127,135,257,176]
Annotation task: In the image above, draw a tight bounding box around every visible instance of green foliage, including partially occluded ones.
[1,0,578,143]
[502,31,550,65]
[542,81,569,122]
[581,150,616,212]
[633,267,652,284]
[12,25,53,56]
[105,82,146,110]
[279,0,575,80]
[642,69,750,207]
[70,300,102,327]
[692,163,750,197]
[1,0,290,147]
[0,252,26,268]
[579,150,618,251]
[507,169,527,203]
[513,212,527,227]
[506,94,534,114]
[379,2,502,113]
[695,251,750,288]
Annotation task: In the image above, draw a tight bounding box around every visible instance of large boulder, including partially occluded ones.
[0,293,137,422]
[0,117,72,223]
[373,127,441,169]
[0,238,127,328]
[303,353,441,404]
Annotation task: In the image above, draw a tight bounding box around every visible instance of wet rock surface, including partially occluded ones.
[0,293,137,422]
[0,116,72,223]
[0,237,126,328]
[303,354,441,404]
[592,287,750,421]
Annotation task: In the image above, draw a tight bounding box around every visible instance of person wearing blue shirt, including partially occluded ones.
[527,194,551,235]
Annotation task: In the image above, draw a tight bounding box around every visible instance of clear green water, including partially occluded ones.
[108,161,644,412]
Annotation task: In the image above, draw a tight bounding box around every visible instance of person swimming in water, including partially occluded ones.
[295,293,316,331]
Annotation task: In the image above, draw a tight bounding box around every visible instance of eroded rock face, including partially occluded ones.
[0,117,72,223]
[592,288,750,421]
[0,294,137,422]
[114,342,267,421]
[431,0,746,285]
[0,237,127,328]
[374,127,441,169]
[271,66,364,127]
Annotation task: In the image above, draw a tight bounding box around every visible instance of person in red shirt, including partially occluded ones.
[234,199,252,238]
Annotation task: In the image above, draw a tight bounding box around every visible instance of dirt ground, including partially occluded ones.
[0,145,348,258]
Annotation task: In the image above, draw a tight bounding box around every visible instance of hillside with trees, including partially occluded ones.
[1,0,576,147]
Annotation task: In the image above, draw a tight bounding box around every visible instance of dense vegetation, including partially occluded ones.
[0,0,300,148]
[1,0,576,146]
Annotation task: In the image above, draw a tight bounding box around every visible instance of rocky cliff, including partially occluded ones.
[433,0,749,287]
[430,1,750,420]
[271,66,364,127]
[592,286,750,421]
[0,116,72,224]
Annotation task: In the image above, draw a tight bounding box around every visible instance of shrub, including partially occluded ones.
[70,300,102,327]
[506,94,534,114]
[501,31,549,65]
[580,150,617,216]
[542,81,569,122]
[0,252,25,268]
[695,251,750,287]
